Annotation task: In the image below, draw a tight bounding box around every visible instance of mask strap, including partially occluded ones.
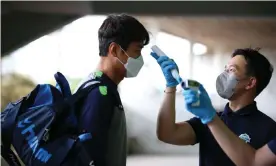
[116,45,130,66]
[119,46,130,58]
[117,57,125,66]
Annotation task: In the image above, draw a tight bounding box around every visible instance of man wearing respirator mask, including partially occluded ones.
[182,48,276,166]
[152,48,276,166]
[75,14,149,166]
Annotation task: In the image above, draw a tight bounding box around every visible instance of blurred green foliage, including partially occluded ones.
[1,73,36,111]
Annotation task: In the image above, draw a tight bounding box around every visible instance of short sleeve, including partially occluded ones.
[268,138,276,155]
[186,117,206,144]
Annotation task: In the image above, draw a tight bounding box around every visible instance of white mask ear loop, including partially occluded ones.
[117,57,125,65]
[119,46,130,58]
[117,46,131,65]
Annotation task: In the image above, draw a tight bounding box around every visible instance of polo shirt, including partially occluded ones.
[268,138,276,155]
[76,71,127,166]
[187,102,276,166]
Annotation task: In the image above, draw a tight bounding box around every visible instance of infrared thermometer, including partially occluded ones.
[181,79,200,106]
[151,45,200,106]
[151,45,182,82]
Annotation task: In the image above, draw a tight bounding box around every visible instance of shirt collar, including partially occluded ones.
[223,101,258,116]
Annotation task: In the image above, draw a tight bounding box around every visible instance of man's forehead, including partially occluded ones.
[228,55,247,66]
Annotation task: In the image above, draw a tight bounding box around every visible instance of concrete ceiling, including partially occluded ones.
[139,16,276,53]
[2,1,276,55]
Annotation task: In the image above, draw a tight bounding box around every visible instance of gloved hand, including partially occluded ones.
[182,84,216,124]
[150,52,179,87]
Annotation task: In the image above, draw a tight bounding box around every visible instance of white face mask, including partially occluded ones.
[117,47,144,78]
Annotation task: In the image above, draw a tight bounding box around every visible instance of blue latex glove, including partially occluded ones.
[182,84,216,124]
[150,52,179,87]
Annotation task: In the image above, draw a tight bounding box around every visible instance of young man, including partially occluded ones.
[151,48,276,166]
[76,14,149,166]
[182,49,276,166]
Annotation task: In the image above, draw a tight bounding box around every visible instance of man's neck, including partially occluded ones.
[229,95,254,112]
[96,59,124,85]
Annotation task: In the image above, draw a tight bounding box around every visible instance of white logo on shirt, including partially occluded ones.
[239,133,251,143]
[89,160,94,166]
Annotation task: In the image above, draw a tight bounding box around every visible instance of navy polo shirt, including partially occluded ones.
[76,71,127,166]
[187,102,276,166]
[268,138,276,155]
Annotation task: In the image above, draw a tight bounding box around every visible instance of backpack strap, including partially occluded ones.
[54,80,101,117]
[70,80,103,165]
[70,79,122,166]
[76,79,122,109]
[77,79,98,91]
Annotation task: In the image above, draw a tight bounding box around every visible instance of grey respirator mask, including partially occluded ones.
[216,71,239,99]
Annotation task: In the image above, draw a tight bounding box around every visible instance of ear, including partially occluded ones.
[245,77,257,90]
[109,42,120,57]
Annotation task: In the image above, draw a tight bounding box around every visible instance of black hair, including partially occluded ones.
[232,48,274,96]
[98,14,150,56]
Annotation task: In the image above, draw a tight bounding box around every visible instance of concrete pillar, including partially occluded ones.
[189,41,195,79]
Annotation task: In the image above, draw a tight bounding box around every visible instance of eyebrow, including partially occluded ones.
[227,64,240,70]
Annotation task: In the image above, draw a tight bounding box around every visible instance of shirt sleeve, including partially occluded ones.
[79,86,114,166]
[268,138,276,155]
[186,117,206,144]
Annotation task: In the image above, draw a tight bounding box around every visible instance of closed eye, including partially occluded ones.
[225,65,238,73]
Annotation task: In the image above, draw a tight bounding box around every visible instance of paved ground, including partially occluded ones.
[2,155,199,166]
[127,155,199,166]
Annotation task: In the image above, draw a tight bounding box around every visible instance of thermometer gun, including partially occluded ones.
[151,45,200,106]
[181,79,200,106]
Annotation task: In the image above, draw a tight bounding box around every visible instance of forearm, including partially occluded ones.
[156,87,177,140]
[207,115,256,166]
